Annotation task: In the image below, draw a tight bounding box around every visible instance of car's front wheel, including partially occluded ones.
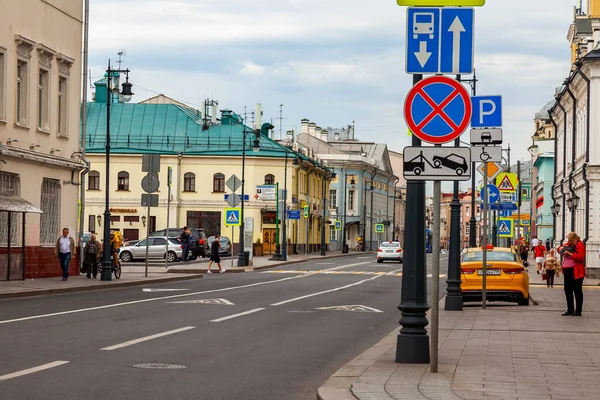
[120,251,132,262]
[518,297,530,306]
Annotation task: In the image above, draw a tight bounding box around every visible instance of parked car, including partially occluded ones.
[149,228,208,259]
[119,237,183,263]
[377,241,403,263]
[207,236,232,257]
[460,245,529,306]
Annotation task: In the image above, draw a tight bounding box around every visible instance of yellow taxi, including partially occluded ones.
[461,245,529,306]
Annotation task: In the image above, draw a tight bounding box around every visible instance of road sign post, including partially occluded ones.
[482,162,488,310]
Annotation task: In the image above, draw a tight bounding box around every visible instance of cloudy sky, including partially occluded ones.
[87,0,574,165]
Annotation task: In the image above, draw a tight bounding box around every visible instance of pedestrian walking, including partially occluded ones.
[558,232,586,316]
[206,233,226,274]
[546,238,551,252]
[180,226,191,262]
[55,228,75,281]
[519,242,529,268]
[534,241,547,274]
[543,248,560,288]
[83,234,102,279]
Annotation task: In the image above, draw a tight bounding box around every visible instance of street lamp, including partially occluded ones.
[551,203,561,216]
[101,60,133,282]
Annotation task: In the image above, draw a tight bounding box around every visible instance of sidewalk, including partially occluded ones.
[0,250,370,299]
[319,286,600,400]
[525,258,600,287]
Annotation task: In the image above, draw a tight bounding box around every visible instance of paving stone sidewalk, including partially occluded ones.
[319,285,600,400]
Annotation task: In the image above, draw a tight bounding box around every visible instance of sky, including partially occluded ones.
[87,0,575,169]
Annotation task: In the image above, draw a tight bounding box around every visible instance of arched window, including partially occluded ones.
[213,173,225,192]
[265,174,275,185]
[88,170,100,190]
[117,171,129,191]
[184,172,196,192]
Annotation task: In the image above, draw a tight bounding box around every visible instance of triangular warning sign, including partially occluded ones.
[227,212,239,223]
[498,221,510,234]
[497,175,515,191]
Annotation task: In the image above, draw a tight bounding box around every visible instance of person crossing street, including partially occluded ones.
[206,233,226,274]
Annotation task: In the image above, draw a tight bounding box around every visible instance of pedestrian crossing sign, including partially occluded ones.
[375,224,385,233]
[335,220,342,231]
[224,208,241,226]
[498,218,513,238]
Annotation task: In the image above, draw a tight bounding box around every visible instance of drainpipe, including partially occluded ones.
[564,83,577,232]
[79,0,90,242]
[574,61,591,247]
[176,153,182,226]
[555,99,568,245]
[369,170,377,251]
[361,165,369,251]
[548,112,558,245]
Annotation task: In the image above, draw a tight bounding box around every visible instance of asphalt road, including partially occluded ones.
[0,253,448,400]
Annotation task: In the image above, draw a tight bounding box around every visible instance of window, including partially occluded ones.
[117,171,129,191]
[329,189,337,209]
[123,216,139,224]
[187,211,221,234]
[40,178,61,245]
[57,76,67,135]
[265,174,275,185]
[465,224,470,235]
[16,60,28,125]
[37,68,49,130]
[0,48,5,121]
[88,170,100,190]
[329,225,336,241]
[348,189,356,211]
[110,216,120,223]
[184,172,195,192]
[466,206,469,215]
[213,173,225,192]
[0,172,20,246]
[88,215,96,233]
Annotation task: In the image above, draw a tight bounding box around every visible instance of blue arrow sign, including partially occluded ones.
[406,7,474,74]
[471,96,502,128]
[479,184,500,203]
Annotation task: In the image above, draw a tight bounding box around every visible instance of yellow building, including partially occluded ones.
[83,90,331,257]
[0,0,85,278]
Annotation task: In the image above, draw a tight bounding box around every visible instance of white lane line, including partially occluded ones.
[210,308,265,323]
[100,326,195,351]
[0,361,70,382]
[0,261,372,326]
[271,275,383,306]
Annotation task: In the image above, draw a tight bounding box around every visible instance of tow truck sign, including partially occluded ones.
[403,146,471,181]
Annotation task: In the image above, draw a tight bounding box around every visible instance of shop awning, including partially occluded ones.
[0,195,43,214]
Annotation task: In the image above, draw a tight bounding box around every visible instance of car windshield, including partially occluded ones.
[462,251,517,263]
[168,238,181,244]
[380,242,400,248]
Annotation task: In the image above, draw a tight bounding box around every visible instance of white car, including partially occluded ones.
[119,237,183,263]
[377,241,403,263]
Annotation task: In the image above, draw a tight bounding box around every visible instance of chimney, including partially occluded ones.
[315,126,322,138]
[300,118,309,134]
[211,105,217,124]
[320,129,328,142]
[255,103,262,129]
[334,132,340,141]
[308,122,316,136]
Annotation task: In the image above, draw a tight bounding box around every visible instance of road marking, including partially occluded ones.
[169,298,234,305]
[0,261,372,326]
[0,361,70,382]
[142,288,190,292]
[271,275,383,306]
[100,326,195,351]
[262,270,402,277]
[210,308,265,323]
[316,305,384,313]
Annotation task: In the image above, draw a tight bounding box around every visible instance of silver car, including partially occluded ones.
[119,237,183,263]
[377,241,403,263]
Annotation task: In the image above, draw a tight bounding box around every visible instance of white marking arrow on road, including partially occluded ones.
[316,305,383,313]
[142,288,190,292]
[169,298,234,305]
[448,16,466,74]
[414,41,431,68]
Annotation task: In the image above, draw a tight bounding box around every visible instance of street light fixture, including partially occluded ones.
[142,215,147,227]
[96,215,101,227]
[101,60,133,282]
[551,203,561,216]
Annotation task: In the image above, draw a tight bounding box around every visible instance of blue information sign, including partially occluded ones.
[471,96,503,128]
[287,210,301,220]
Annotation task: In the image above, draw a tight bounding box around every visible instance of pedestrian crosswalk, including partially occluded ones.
[261,270,447,278]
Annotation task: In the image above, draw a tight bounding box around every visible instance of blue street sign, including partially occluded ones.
[439,8,474,74]
[287,210,301,220]
[498,219,513,238]
[224,194,250,201]
[471,96,503,128]
[483,202,518,211]
[479,184,500,203]
[224,208,241,227]
[406,7,474,74]
[499,209,514,218]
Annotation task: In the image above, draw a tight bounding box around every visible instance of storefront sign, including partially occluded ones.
[109,208,137,213]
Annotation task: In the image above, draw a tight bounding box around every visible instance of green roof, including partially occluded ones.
[84,102,310,161]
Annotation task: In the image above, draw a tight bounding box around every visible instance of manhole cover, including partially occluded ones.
[130,363,186,369]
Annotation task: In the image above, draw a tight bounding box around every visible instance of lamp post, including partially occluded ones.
[238,124,264,267]
[320,170,333,256]
[101,60,133,282]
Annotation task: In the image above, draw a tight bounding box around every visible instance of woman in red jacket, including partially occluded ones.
[558,232,586,316]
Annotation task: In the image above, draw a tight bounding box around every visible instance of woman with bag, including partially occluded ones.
[543,248,560,288]
[558,232,586,316]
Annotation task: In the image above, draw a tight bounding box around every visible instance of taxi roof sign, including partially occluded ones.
[397,0,485,5]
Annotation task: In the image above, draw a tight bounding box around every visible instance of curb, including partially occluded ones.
[254,252,375,271]
[0,274,203,300]
[167,268,245,274]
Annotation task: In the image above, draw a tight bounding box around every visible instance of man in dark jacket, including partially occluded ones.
[206,234,226,274]
[180,226,191,262]
[83,234,102,279]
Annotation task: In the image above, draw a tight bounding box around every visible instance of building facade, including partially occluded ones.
[84,91,331,258]
[0,0,85,279]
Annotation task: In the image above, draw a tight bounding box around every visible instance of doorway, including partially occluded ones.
[263,228,276,255]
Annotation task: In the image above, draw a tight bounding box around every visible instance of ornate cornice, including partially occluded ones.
[55,53,75,75]
[36,44,56,68]
[14,34,35,59]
